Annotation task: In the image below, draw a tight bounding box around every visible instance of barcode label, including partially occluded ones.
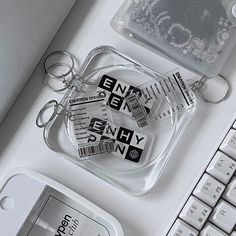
[126,94,148,128]
[78,140,114,158]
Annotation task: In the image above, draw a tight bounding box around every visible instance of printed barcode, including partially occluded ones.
[78,140,114,158]
[126,94,148,128]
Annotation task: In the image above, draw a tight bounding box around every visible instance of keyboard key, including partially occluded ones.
[193,174,225,207]
[179,196,212,230]
[224,177,236,206]
[167,120,236,236]
[167,219,198,236]
[200,223,227,236]
[207,151,236,184]
[210,200,236,233]
[220,129,236,160]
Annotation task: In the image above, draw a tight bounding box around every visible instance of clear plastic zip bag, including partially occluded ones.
[36,46,197,195]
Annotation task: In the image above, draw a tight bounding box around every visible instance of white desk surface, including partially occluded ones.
[1,1,236,236]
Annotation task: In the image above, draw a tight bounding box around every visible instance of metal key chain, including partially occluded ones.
[43,51,76,92]
[190,74,231,104]
[37,50,96,146]
[43,50,95,93]
[44,50,75,78]
[36,100,73,128]
[44,63,75,92]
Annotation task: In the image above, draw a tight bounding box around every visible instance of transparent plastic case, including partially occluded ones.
[111,0,236,76]
[0,169,123,236]
[40,46,197,195]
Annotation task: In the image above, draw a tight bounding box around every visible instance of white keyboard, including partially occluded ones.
[167,121,236,236]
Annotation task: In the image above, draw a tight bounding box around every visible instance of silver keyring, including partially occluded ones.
[36,100,58,128]
[43,63,75,92]
[199,74,230,104]
[44,50,75,78]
